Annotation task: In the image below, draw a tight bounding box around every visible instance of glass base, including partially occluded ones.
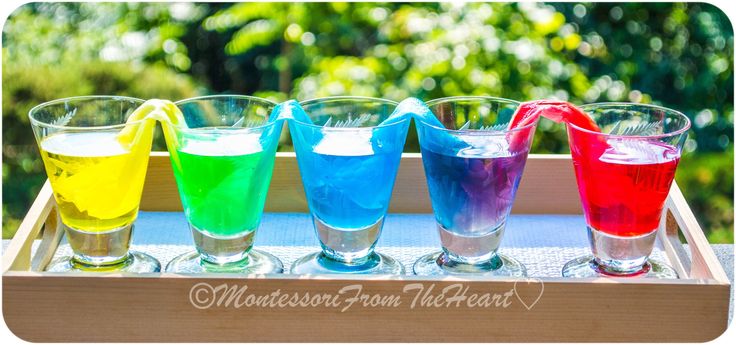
[413,251,527,277]
[64,223,133,266]
[314,215,383,263]
[46,251,161,273]
[561,255,678,279]
[587,226,658,272]
[165,249,283,274]
[290,252,404,274]
[190,224,255,265]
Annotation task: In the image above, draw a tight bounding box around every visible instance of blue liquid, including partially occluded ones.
[421,147,528,235]
[297,151,402,229]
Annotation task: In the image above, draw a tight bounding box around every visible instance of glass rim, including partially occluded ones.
[421,95,537,135]
[174,94,281,132]
[571,102,692,139]
[294,95,409,130]
[28,95,147,131]
[174,94,277,106]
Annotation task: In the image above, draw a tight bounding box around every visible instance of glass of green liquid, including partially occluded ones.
[164,95,284,274]
[29,96,161,272]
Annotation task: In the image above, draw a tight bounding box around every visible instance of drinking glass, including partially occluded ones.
[164,95,284,273]
[29,96,161,272]
[413,96,537,276]
[289,97,410,274]
[561,103,690,278]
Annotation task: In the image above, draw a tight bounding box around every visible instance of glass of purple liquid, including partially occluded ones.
[413,96,538,276]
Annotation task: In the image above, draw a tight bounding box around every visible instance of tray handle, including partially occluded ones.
[658,208,691,277]
[658,182,729,283]
[30,208,64,271]
[2,181,61,272]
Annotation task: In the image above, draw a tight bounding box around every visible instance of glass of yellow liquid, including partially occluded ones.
[29,96,161,272]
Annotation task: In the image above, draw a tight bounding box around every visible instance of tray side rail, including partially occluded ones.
[2,181,62,272]
[658,183,730,283]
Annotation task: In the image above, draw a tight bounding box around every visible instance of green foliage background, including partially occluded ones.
[2,2,733,242]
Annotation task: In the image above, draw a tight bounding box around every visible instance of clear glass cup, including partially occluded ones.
[163,95,284,274]
[412,96,538,277]
[288,96,410,274]
[29,96,161,272]
[561,103,690,278]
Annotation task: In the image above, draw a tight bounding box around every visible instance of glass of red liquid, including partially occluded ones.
[562,103,690,278]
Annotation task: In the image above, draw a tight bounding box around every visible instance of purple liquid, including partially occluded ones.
[421,148,528,237]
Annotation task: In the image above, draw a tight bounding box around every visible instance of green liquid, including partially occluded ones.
[170,142,275,237]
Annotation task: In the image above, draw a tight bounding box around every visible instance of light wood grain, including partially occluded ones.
[2,272,729,342]
[141,152,582,214]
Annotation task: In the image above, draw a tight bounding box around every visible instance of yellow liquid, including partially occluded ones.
[40,131,153,231]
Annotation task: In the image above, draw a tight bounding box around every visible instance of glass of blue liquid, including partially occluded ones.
[413,96,538,277]
[289,97,410,274]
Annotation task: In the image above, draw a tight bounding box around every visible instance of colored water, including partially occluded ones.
[169,129,275,238]
[572,139,680,236]
[421,140,528,257]
[296,131,403,230]
[514,101,682,237]
[39,131,152,231]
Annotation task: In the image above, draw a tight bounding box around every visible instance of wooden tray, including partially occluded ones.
[2,153,730,342]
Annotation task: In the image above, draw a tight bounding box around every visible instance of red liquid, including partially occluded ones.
[510,100,681,237]
[569,132,679,237]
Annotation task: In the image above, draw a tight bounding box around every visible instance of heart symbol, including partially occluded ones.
[513,278,544,310]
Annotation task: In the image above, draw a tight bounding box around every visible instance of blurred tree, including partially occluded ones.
[3,2,207,70]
